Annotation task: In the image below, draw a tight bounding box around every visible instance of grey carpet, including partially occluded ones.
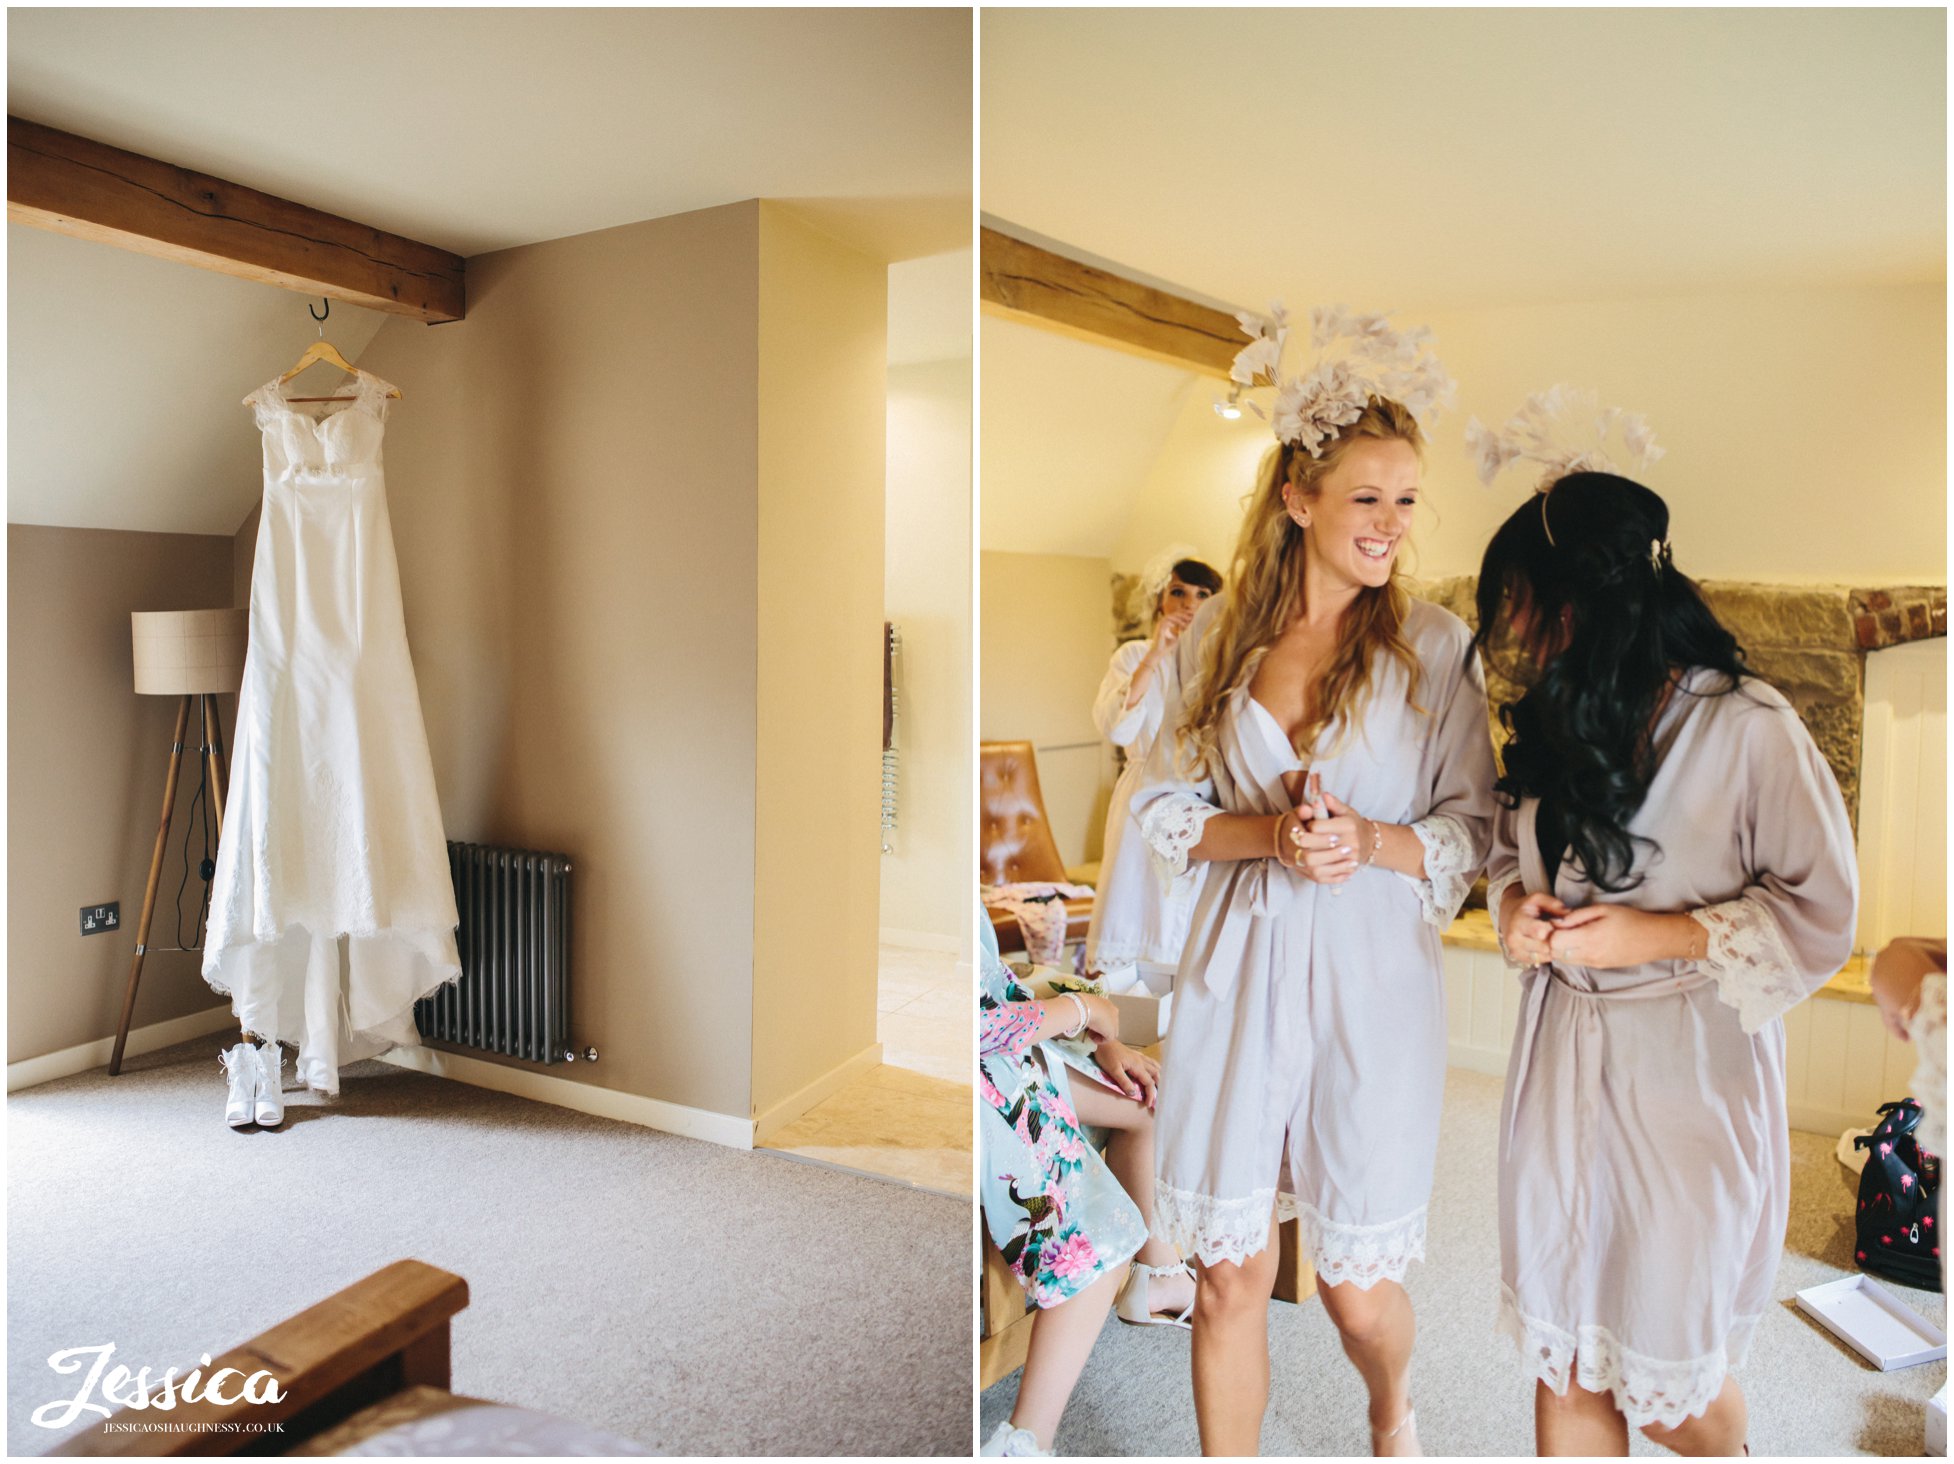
[982,1067,1946,1457]
[10,1036,969,1456]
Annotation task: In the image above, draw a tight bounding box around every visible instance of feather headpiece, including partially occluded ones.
[1230,303,1457,457]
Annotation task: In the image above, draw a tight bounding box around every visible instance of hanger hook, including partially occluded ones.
[308,297,330,335]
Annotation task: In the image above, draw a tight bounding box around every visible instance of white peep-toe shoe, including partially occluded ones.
[980,1421,1052,1457]
[1114,1259,1195,1328]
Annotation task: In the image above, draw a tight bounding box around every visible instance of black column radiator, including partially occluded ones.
[416,841,576,1065]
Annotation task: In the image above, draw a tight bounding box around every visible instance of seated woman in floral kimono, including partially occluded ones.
[979,914,1193,1457]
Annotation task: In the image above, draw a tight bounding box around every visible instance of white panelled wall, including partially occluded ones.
[1441,637,1945,1139]
[1857,638,1947,948]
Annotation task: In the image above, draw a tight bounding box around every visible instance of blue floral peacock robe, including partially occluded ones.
[979,916,1146,1307]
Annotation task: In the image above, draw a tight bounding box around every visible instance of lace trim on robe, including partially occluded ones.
[1689,897,1805,1033]
[1139,793,1222,892]
[1398,813,1478,928]
[1152,1183,1426,1288]
[1496,1282,1759,1431]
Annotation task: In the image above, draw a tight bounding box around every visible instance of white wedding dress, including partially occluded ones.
[203,367,461,1095]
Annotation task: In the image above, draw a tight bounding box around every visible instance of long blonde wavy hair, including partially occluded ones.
[1177,396,1427,774]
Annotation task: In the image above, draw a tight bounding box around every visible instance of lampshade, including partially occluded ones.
[131,609,247,696]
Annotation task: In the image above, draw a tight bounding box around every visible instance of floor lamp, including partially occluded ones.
[109,608,247,1077]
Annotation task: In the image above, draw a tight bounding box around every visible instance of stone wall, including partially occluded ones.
[1108,570,1947,826]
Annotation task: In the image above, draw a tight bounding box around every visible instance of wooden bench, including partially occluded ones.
[49,1260,468,1456]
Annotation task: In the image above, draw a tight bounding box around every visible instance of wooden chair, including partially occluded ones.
[980,739,1094,955]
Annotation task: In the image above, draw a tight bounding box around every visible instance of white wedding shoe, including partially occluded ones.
[980,1422,1051,1457]
[219,1043,260,1129]
[254,1041,286,1128]
[1114,1259,1195,1328]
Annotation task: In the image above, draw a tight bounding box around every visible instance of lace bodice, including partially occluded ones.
[248,368,395,481]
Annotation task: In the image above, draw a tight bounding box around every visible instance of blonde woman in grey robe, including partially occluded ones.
[1471,469,1857,1456]
[1130,397,1495,1457]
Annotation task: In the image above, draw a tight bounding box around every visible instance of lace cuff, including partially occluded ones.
[1397,813,1478,928]
[1689,897,1805,1033]
[1139,793,1222,889]
[1485,870,1527,968]
[1496,1283,1757,1432]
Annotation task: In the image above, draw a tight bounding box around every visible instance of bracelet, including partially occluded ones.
[1361,817,1385,867]
[1060,991,1089,1040]
[1271,813,1287,864]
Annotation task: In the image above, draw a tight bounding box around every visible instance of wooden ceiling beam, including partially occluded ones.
[980,225,1241,378]
[7,117,465,323]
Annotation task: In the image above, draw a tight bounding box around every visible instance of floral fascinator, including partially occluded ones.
[1230,303,1457,458]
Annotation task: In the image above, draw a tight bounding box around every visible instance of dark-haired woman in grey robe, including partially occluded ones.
[1487,669,1856,1437]
[1469,440,1858,1455]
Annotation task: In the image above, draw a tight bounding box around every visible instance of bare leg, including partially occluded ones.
[1008,1265,1122,1450]
[1536,1378,1630,1457]
[1318,1278,1418,1455]
[1069,1078,1194,1314]
[1190,1210,1282,1456]
[1640,1376,1748,1457]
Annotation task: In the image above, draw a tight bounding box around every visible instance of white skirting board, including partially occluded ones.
[7,1004,239,1092]
[379,1045,757,1150]
[752,1041,884,1145]
[878,926,965,955]
[1440,944,1925,1137]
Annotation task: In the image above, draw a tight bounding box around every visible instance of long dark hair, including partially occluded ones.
[1469,472,1750,891]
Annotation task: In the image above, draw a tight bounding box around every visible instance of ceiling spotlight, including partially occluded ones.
[1213,387,1244,421]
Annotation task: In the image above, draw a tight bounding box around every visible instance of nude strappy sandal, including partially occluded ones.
[1114,1259,1195,1328]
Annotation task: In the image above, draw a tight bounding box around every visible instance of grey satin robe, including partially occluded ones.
[1132,596,1495,1286]
[1485,669,1858,1429]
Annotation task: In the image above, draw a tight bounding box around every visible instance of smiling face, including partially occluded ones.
[1156,574,1216,622]
[1285,436,1421,593]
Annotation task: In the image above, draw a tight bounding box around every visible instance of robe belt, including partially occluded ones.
[1192,856,1308,1002]
[1506,960,1716,1145]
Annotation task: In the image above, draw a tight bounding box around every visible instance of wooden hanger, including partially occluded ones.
[243,299,403,405]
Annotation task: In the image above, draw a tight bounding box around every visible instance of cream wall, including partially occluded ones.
[980,550,1118,869]
[354,201,763,1121]
[8,525,236,1062]
[883,356,974,954]
[1113,282,1947,586]
[749,204,887,1121]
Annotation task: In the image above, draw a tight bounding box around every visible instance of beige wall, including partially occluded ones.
[8,525,236,1062]
[1113,281,1947,586]
[979,550,1118,869]
[354,201,764,1120]
[749,204,887,1119]
[882,356,973,953]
